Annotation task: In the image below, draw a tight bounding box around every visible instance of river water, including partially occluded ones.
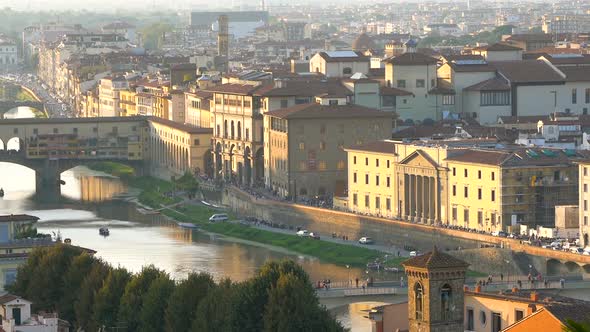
[0,163,383,331]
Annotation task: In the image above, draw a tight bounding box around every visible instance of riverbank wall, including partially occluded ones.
[219,186,590,276]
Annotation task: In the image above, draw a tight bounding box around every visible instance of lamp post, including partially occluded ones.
[346,264,350,287]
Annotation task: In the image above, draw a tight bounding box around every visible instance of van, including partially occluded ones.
[208,213,228,223]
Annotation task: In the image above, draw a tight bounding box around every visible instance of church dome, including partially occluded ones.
[352,33,376,51]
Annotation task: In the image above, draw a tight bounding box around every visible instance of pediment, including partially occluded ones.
[399,150,439,169]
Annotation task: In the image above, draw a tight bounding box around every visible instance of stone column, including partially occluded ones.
[430,177,436,223]
[417,176,423,222]
[409,174,415,219]
[423,176,430,223]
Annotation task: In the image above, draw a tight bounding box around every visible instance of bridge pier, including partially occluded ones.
[35,160,62,196]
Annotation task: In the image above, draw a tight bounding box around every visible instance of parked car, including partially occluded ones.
[208,213,228,223]
[296,230,309,237]
[491,230,508,237]
[359,237,374,244]
[409,251,419,257]
[308,232,320,240]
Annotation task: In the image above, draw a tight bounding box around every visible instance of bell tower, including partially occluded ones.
[402,247,469,332]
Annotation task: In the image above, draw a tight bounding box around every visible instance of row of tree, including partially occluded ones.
[9,244,344,332]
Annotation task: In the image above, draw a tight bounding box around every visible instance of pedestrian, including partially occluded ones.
[517,280,522,288]
[397,250,400,257]
[500,273,504,282]
[560,278,565,288]
[356,278,359,288]
[400,276,404,287]
[544,279,548,288]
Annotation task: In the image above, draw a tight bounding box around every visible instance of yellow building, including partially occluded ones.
[119,89,138,116]
[447,148,584,232]
[579,161,590,247]
[185,90,213,128]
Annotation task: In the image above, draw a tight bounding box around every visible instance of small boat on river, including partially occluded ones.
[177,222,199,229]
[99,227,110,236]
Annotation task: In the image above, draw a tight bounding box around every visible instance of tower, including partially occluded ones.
[402,247,469,332]
[217,15,229,73]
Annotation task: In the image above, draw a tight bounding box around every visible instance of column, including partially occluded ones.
[417,176,423,222]
[409,174,415,219]
[423,176,430,223]
[403,173,409,219]
[430,177,436,223]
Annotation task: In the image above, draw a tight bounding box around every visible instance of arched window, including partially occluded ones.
[224,120,228,138]
[231,121,235,139]
[415,283,423,320]
[237,121,242,139]
[441,284,452,320]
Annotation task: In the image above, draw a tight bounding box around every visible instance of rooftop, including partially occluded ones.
[345,140,397,154]
[317,51,369,63]
[148,117,213,134]
[465,77,510,91]
[265,103,392,120]
[384,52,438,66]
[0,214,39,223]
[491,60,564,84]
[402,247,469,270]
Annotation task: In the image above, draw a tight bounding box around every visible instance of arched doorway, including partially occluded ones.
[204,149,214,178]
[228,144,236,182]
[6,137,22,152]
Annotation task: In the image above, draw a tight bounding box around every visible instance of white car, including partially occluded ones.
[296,230,309,237]
[208,213,228,222]
[409,251,419,257]
[358,237,374,244]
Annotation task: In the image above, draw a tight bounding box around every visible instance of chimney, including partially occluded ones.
[530,291,539,302]
[527,304,537,315]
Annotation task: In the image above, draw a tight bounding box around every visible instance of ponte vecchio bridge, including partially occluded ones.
[0,116,212,194]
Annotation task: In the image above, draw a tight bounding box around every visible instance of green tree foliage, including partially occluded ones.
[192,279,237,332]
[165,273,215,332]
[118,265,167,331]
[58,254,97,323]
[75,262,111,331]
[264,273,343,332]
[93,267,132,330]
[565,319,590,332]
[175,172,199,194]
[140,23,173,50]
[139,275,175,332]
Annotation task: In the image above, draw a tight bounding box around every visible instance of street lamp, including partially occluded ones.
[346,265,350,286]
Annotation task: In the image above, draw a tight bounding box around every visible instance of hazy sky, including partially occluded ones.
[0,0,284,11]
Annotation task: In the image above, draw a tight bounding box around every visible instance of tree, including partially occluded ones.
[93,267,132,331]
[139,275,175,332]
[74,261,111,331]
[118,265,166,331]
[58,253,97,324]
[192,279,236,332]
[165,273,215,332]
[139,23,173,49]
[264,273,343,332]
[565,319,590,332]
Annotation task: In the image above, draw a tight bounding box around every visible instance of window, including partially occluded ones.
[584,200,587,211]
[318,161,327,170]
[376,175,380,186]
[387,160,390,168]
[441,284,452,320]
[480,91,510,106]
[353,156,357,164]
[53,128,58,134]
[478,170,482,179]
[353,194,358,206]
[319,141,326,151]
[280,99,288,108]
[586,167,588,176]
[478,188,482,200]
[33,128,38,135]
[572,88,578,104]
[387,177,391,187]
[337,160,345,170]
[585,216,588,225]
[491,172,495,181]
[478,211,483,225]
[93,127,98,133]
[464,186,468,198]
[194,139,200,145]
[299,142,305,151]
[375,197,380,209]
[299,161,306,171]
[343,67,352,75]
[442,95,455,105]
[365,174,369,185]
[480,311,487,327]
[491,190,496,202]
[246,128,250,140]
[365,158,369,166]
[397,80,406,88]
[386,198,391,211]
[464,209,469,223]
[586,88,590,104]
[415,283,423,320]
[585,184,588,193]
[515,310,524,322]
[466,308,474,331]
[416,79,425,88]
[328,99,338,105]
[353,173,357,183]
[452,185,456,196]
[452,206,458,221]
[464,169,468,177]
[452,167,456,176]
[491,312,501,332]
[376,159,379,167]
[365,195,370,208]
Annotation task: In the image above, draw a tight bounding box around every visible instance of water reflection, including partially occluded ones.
[61,167,127,202]
[3,106,37,119]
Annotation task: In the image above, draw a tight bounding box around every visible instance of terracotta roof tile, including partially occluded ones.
[465,77,510,91]
[402,247,469,269]
[491,60,564,83]
[384,53,438,65]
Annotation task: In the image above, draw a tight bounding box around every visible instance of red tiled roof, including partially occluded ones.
[148,116,213,134]
[491,60,564,84]
[465,77,510,91]
[0,214,39,223]
[558,66,590,82]
[206,83,262,95]
[255,80,352,98]
[345,140,396,154]
[402,247,469,269]
[384,52,438,65]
